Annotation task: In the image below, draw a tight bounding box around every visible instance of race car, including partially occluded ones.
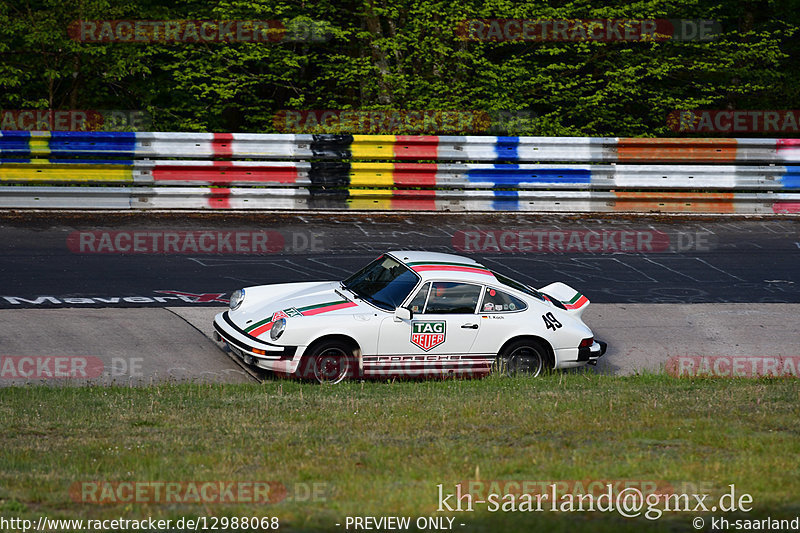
[212,251,606,383]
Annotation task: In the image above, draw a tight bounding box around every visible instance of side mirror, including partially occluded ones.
[394,307,413,321]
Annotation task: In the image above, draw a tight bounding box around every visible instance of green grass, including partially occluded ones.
[1,373,799,532]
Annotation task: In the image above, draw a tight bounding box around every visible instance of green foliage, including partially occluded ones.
[0,0,797,135]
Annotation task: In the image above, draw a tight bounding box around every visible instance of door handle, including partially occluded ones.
[461,323,479,329]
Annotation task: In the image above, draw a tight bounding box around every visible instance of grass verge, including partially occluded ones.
[1,372,799,532]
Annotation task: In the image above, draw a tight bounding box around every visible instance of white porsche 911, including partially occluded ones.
[212,251,606,383]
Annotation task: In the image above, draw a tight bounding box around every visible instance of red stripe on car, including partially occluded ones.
[301,301,358,316]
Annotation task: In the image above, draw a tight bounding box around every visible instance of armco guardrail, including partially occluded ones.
[2,131,800,161]
[1,131,798,213]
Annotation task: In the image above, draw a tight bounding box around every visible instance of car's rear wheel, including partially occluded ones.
[298,340,356,384]
[494,340,551,377]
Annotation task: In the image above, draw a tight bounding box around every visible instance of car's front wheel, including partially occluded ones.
[298,340,357,384]
[494,340,551,377]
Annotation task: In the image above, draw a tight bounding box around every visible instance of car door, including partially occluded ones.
[370,281,484,377]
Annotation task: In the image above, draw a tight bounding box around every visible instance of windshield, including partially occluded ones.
[491,271,546,301]
[342,255,420,310]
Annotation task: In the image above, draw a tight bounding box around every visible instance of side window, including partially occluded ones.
[425,282,482,314]
[407,282,430,314]
[481,287,527,313]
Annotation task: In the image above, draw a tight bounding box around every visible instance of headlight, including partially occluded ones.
[229,289,245,310]
[270,318,286,341]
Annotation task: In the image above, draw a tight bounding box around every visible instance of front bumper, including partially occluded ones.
[578,340,607,366]
[212,311,299,371]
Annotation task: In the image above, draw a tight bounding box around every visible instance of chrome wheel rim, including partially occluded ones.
[313,347,351,384]
[508,346,544,377]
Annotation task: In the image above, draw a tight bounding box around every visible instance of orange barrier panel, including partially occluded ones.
[617,138,738,162]
[612,191,735,213]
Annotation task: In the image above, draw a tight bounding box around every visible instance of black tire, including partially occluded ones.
[298,340,356,384]
[494,340,551,377]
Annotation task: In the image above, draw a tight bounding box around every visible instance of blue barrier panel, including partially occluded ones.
[466,164,593,185]
[494,136,519,161]
[48,132,137,157]
[0,131,34,155]
[782,166,800,189]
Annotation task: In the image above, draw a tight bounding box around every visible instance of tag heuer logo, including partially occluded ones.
[411,321,446,351]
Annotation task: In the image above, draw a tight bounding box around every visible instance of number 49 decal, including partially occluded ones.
[542,312,562,331]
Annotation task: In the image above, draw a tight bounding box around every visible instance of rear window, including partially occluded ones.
[491,271,545,301]
[480,287,527,313]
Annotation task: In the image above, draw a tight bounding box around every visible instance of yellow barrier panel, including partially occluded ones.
[350,135,396,159]
[28,132,51,156]
[0,160,134,183]
[348,162,395,187]
[347,188,394,210]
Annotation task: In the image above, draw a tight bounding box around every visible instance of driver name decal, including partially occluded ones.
[411,321,446,351]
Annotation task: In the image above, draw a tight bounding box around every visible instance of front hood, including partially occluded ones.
[231,281,364,336]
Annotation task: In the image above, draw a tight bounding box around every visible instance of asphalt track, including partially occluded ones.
[0,212,798,385]
[1,212,799,306]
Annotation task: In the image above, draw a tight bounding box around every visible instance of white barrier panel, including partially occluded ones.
[0,186,132,209]
[0,186,793,214]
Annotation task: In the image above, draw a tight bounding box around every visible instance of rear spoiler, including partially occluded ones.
[538,282,590,318]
